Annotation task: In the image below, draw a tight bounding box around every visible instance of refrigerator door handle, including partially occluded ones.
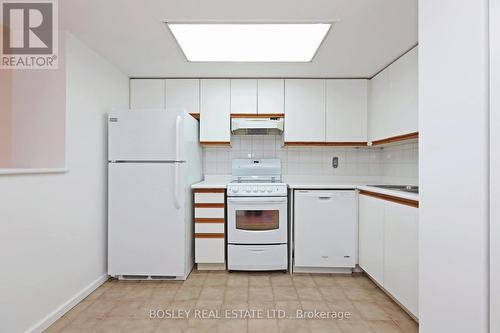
[174,163,181,209]
[175,115,182,162]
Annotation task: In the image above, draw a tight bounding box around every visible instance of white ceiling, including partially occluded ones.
[60,0,417,78]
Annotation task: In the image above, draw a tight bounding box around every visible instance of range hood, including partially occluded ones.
[231,117,284,135]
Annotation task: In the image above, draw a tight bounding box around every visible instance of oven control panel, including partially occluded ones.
[227,184,288,197]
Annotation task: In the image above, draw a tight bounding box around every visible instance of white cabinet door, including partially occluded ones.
[368,47,418,141]
[358,194,385,285]
[165,79,199,114]
[200,79,231,143]
[326,80,368,142]
[130,79,165,109]
[195,238,225,263]
[258,79,284,114]
[231,79,257,114]
[294,190,357,268]
[284,79,326,142]
[384,201,419,317]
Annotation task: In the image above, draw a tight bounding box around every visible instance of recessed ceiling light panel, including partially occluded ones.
[166,23,333,62]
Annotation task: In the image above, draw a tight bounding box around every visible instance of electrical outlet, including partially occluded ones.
[332,157,339,168]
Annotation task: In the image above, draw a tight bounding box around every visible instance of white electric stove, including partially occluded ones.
[227,159,288,272]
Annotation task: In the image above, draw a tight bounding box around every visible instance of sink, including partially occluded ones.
[369,185,419,194]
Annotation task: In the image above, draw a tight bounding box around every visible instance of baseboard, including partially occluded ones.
[26,274,109,333]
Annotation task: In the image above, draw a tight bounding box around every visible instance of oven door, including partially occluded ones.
[227,196,287,244]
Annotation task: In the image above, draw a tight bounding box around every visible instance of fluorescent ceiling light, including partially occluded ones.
[166,23,332,62]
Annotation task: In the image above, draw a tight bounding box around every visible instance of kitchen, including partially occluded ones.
[0,1,497,333]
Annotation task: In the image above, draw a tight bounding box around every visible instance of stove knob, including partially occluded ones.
[260,187,266,192]
[252,187,258,192]
[267,187,273,192]
[232,188,239,193]
[245,187,251,193]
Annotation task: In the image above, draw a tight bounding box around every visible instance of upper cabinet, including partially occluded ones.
[130,79,165,109]
[230,79,257,114]
[326,79,368,143]
[284,79,326,143]
[200,79,231,144]
[258,79,284,115]
[368,47,418,143]
[165,79,199,115]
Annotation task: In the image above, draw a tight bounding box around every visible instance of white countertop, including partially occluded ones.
[191,175,231,189]
[191,175,419,201]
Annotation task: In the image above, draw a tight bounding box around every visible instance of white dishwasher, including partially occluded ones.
[294,190,357,272]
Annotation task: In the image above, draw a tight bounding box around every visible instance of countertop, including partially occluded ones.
[191,175,419,201]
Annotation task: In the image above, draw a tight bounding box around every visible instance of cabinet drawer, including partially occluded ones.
[195,238,225,263]
[195,223,225,234]
[228,244,287,271]
[195,192,225,203]
[195,207,224,219]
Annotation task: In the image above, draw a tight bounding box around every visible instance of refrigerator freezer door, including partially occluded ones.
[108,162,185,277]
[108,109,184,161]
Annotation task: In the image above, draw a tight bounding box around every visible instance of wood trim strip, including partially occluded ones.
[194,188,225,193]
[200,141,231,146]
[195,218,225,223]
[359,189,419,208]
[231,113,285,118]
[371,132,419,146]
[195,233,225,239]
[195,203,225,208]
[284,141,368,147]
[189,113,200,120]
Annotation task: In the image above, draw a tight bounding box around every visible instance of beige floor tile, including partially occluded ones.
[195,299,224,310]
[377,301,413,320]
[276,300,302,314]
[352,302,391,321]
[227,274,249,287]
[248,318,279,333]
[292,275,316,288]
[273,286,299,301]
[308,319,342,333]
[154,318,189,333]
[336,319,373,333]
[249,286,274,302]
[312,275,339,287]
[319,286,348,301]
[300,300,330,312]
[205,274,228,287]
[296,287,324,301]
[93,317,127,333]
[278,318,310,333]
[224,286,249,302]
[395,319,419,333]
[344,288,377,302]
[216,318,248,333]
[271,274,294,287]
[46,272,416,333]
[175,285,202,301]
[249,275,272,287]
[366,320,404,333]
[199,286,226,301]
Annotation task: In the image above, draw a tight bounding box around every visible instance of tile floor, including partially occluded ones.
[45,270,418,333]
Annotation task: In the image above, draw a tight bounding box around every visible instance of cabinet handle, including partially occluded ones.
[318,196,332,200]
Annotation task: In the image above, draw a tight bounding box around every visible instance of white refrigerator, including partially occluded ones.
[108,109,202,280]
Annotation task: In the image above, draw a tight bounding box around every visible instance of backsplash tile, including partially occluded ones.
[202,135,418,183]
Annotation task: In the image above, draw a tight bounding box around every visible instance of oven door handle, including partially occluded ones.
[227,197,287,204]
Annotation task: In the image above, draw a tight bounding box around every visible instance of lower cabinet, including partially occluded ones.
[193,189,226,270]
[359,191,419,318]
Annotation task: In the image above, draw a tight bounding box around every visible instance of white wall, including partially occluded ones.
[419,1,490,333]
[490,0,500,331]
[0,33,129,333]
[203,135,418,184]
